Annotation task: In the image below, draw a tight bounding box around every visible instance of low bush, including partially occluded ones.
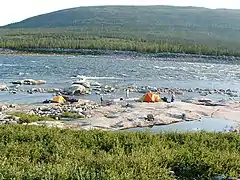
[10,112,56,123]
[0,125,239,179]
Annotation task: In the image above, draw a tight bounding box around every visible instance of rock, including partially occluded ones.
[12,79,46,85]
[106,114,119,119]
[0,84,8,91]
[198,99,212,103]
[0,121,6,124]
[64,84,86,95]
[146,114,154,121]
[8,104,16,108]
[169,171,175,176]
[71,108,78,113]
[6,120,18,124]
[12,116,20,122]
[226,92,238,97]
[41,107,51,112]
[90,81,101,86]
[0,114,7,121]
[0,105,7,112]
[23,79,35,85]
[28,110,35,115]
[12,80,24,85]
[12,90,17,94]
[34,80,46,85]
[23,79,46,85]
[181,113,186,120]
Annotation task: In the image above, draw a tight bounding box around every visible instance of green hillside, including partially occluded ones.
[1,6,240,56]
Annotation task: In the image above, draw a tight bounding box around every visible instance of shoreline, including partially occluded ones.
[1,48,240,63]
[1,98,239,132]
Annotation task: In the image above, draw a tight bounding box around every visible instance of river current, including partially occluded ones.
[0,54,239,104]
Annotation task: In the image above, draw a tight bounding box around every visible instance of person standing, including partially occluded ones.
[171,93,175,102]
[126,89,130,99]
[100,95,103,105]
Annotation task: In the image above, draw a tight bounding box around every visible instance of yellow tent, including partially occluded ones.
[140,92,161,102]
[52,96,66,104]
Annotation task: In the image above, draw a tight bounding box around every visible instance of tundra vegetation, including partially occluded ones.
[0,125,239,179]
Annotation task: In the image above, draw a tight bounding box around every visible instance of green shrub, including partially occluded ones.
[9,112,56,123]
[0,125,239,179]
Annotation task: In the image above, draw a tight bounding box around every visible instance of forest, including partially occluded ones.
[1,5,240,56]
[0,28,239,56]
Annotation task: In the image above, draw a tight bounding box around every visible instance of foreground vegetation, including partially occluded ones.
[0,125,239,179]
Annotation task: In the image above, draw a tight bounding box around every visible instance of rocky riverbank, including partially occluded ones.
[0,78,239,98]
[0,98,239,132]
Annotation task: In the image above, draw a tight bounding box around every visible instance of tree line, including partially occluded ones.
[0,30,239,57]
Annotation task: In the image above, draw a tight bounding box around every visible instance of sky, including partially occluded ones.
[0,0,240,26]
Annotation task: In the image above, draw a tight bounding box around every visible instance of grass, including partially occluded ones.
[0,125,239,179]
[9,112,56,124]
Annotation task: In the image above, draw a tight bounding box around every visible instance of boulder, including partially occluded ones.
[12,80,24,85]
[34,80,46,85]
[73,80,91,88]
[23,79,35,85]
[146,114,154,121]
[81,82,91,88]
[64,84,86,95]
[0,84,8,91]
[23,79,46,85]
[90,81,101,87]
[0,105,7,112]
[8,104,16,108]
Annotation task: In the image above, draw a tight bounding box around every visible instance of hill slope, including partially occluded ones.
[4,6,240,44]
[4,6,240,30]
[1,6,240,56]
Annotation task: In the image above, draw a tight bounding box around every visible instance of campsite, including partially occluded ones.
[1,88,240,132]
[0,56,239,132]
[1,3,240,179]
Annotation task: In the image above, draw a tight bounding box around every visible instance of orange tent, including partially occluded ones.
[140,92,161,102]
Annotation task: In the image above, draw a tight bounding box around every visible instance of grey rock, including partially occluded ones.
[12,116,20,122]
[147,114,154,121]
[8,104,16,108]
[28,110,35,115]
[0,105,7,112]
[9,120,18,124]
[0,84,8,91]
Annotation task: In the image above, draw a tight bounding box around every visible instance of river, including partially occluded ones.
[0,54,239,104]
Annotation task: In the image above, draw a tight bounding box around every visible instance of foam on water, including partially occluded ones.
[0,54,240,103]
[72,75,122,80]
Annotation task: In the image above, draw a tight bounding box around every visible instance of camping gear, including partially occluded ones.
[162,97,168,102]
[43,99,54,104]
[52,96,66,104]
[140,92,161,102]
[62,96,78,103]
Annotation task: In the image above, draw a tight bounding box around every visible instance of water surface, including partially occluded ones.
[0,54,239,103]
